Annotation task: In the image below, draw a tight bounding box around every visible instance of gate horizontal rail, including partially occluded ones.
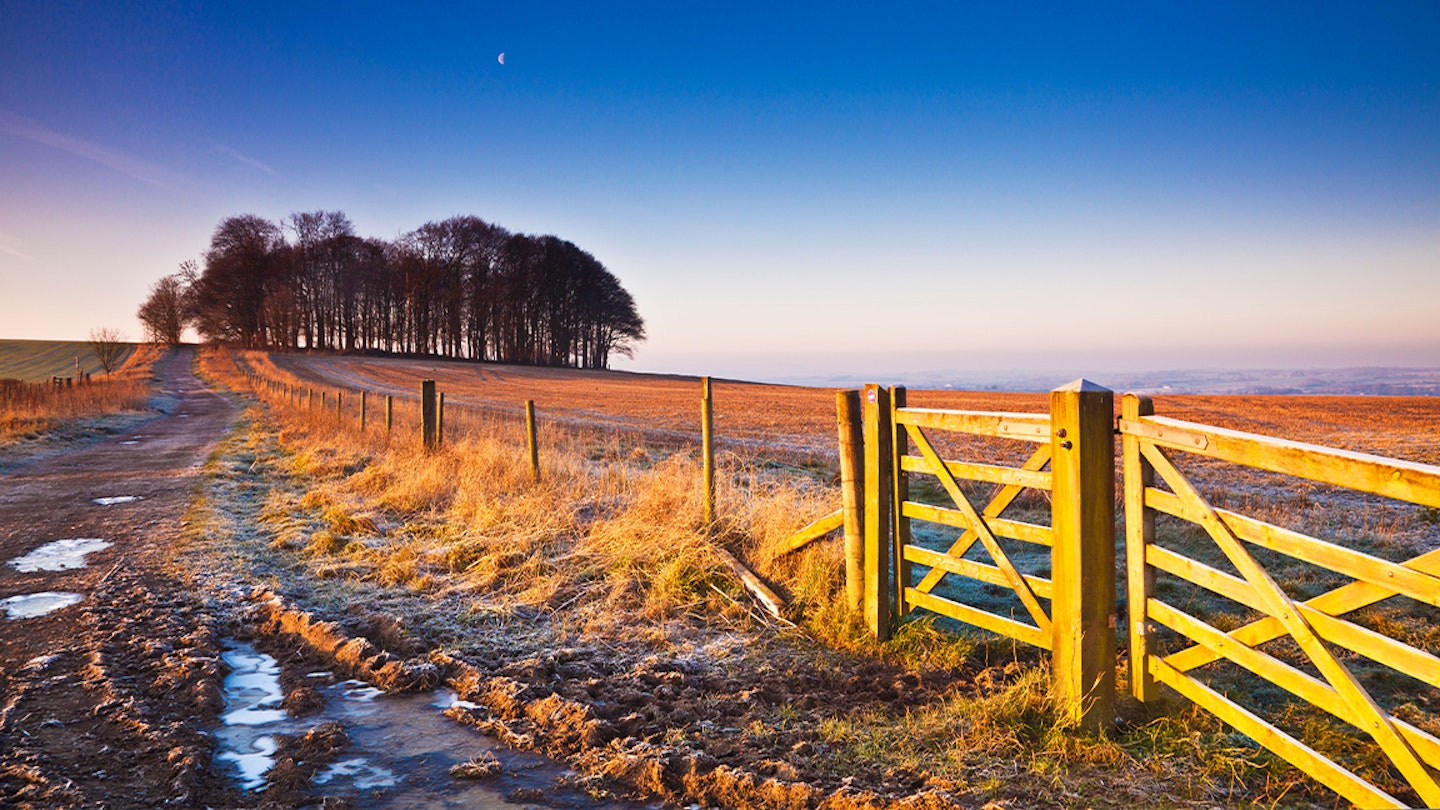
[1121,393,1440,809]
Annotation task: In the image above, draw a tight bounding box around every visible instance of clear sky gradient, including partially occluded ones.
[2,2,1437,383]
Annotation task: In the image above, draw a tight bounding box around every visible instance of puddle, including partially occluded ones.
[215,639,648,808]
[315,757,397,789]
[93,496,143,506]
[7,539,112,572]
[2,592,84,619]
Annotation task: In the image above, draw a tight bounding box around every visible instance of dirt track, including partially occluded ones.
[0,347,241,807]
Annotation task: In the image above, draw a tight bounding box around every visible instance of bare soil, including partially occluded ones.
[0,347,241,808]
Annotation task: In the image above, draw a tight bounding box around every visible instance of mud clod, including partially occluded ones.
[450,751,502,779]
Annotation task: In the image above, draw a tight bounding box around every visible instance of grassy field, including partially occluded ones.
[0,341,164,451]
[0,338,137,381]
[230,348,1440,806]
[258,350,1440,466]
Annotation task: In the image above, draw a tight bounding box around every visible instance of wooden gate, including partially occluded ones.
[1120,393,1440,808]
[863,380,1117,729]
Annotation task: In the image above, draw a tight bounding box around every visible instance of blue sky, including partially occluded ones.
[2,2,1437,383]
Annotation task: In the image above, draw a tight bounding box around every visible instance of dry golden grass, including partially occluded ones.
[0,343,164,444]
[209,347,1440,806]
[202,348,848,645]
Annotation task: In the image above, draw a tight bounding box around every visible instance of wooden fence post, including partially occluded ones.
[336,391,342,422]
[836,390,865,610]
[360,390,368,431]
[890,386,910,620]
[1049,379,1116,732]
[1122,393,1157,703]
[385,395,393,439]
[307,388,314,410]
[701,376,715,526]
[862,384,893,640]
[525,400,540,481]
[421,380,437,452]
[437,392,445,448]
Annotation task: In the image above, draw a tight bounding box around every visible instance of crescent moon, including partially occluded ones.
[498,52,505,65]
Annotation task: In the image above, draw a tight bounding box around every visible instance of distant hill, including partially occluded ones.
[783,366,1440,397]
[0,339,137,382]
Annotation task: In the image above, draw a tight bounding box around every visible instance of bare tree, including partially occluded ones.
[88,328,129,374]
[137,264,192,345]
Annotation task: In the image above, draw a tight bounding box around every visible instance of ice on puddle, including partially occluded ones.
[340,680,385,701]
[314,757,397,789]
[8,539,112,572]
[3,592,84,619]
[222,706,289,726]
[93,496,142,506]
[220,647,285,725]
[120,440,140,445]
[217,734,277,791]
[216,644,288,789]
[433,688,480,710]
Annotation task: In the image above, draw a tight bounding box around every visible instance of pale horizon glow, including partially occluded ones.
[2,3,1437,384]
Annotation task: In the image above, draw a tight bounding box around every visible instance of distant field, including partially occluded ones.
[258,351,1440,465]
[0,339,136,382]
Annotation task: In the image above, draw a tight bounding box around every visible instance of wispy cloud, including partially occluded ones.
[0,109,185,190]
[216,144,276,175]
[0,231,35,261]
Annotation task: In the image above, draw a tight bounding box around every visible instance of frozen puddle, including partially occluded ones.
[215,639,645,807]
[3,592,84,619]
[93,496,143,506]
[315,757,396,789]
[120,440,140,445]
[8,539,112,572]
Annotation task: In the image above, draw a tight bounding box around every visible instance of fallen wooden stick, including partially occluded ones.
[710,545,789,623]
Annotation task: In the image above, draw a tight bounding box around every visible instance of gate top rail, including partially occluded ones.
[895,407,1049,442]
[1119,413,1440,509]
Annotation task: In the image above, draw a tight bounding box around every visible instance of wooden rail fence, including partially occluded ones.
[233,355,1440,806]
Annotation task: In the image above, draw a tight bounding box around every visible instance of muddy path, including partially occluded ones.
[0,350,661,809]
[0,346,240,806]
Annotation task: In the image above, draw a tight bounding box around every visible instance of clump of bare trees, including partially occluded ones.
[137,211,645,369]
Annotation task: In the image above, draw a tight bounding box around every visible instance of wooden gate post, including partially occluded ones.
[385,395,393,439]
[836,390,865,610]
[862,384,893,640]
[360,390,368,431]
[336,391,342,422]
[1049,379,1116,731]
[525,400,540,482]
[701,376,715,525]
[421,380,437,452]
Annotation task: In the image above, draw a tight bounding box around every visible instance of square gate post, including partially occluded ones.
[1049,379,1116,731]
[862,384,893,640]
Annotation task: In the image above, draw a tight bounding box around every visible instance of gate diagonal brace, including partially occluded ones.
[1141,442,1440,806]
[912,443,1052,595]
[908,424,1052,635]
